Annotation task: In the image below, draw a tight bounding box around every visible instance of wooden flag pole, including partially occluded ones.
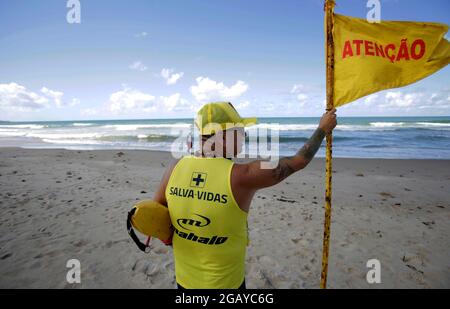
[320,0,335,289]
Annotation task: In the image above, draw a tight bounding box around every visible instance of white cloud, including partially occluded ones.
[289,84,310,107]
[105,87,196,116]
[291,84,305,94]
[41,86,79,108]
[134,32,148,38]
[416,91,450,110]
[129,61,148,72]
[382,91,424,108]
[109,87,156,113]
[0,83,78,113]
[161,68,184,85]
[363,94,379,106]
[190,77,249,103]
[0,83,49,112]
[430,92,450,105]
[160,93,181,111]
[340,89,450,115]
[296,94,308,106]
[41,87,63,107]
[159,93,193,112]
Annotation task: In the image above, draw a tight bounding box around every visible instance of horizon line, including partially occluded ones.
[1,115,450,123]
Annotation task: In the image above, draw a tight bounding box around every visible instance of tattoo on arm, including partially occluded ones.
[271,128,325,183]
[272,157,296,182]
[298,128,326,162]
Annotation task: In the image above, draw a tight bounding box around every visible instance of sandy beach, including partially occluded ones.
[0,147,449,288]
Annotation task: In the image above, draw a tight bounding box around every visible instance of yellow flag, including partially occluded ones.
[333,14,450,107]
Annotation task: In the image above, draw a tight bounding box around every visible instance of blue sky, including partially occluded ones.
[0,0,449,121]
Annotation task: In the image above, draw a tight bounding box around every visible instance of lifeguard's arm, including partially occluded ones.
[233,108,336,190]
[153,159,179,207]
[233,128,325,189]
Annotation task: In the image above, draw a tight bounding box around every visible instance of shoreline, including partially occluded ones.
[2,146,450,161]
[0,147,449,288]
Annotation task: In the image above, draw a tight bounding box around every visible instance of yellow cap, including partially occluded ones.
[129,200,172,241]
[195,102,257,135]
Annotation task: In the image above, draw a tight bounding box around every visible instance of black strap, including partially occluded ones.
[127,207,150,253]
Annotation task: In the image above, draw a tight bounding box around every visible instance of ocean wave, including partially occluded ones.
[26,132,101,139]
[102,123,192,131]
[42,138,103,145]
[72,123,95,127]
[415,122,450,127]
[361,144,397,149]
[253,124,318,131]
[98,134,178,142]
[254,123,397,131]
[369,121,450,129]
[0,130,28,137]
[277,136,355,143]
[252,121,450,132]
[335,125,370,131]
[0,124,46,129]
[370,122,405,127]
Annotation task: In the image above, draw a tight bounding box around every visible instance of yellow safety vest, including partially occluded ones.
[166,155,248,289]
